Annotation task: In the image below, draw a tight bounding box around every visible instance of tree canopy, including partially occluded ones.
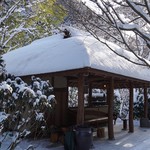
[0,0,66,53]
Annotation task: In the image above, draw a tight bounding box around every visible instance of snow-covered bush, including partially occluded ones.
[68,87,78,107]
[132,88,150,119]
[118,89,129,120]
[133,94,144,119]
[113,90,121,123]
[0,74,56,139]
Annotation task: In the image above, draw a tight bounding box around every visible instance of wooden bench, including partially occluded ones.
[84,106,108,127]
[84,117,108,127]
[68,106,108,127]
[84,117,108,123]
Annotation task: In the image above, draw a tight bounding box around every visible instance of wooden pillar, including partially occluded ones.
[122,119,127,130]
[62,87,69,125]
[88,83,92,106]
[77,75,85,125]
[107,78,115,140]
[144,86,148,118]
[54,88,68,126]
[129,83,134,133]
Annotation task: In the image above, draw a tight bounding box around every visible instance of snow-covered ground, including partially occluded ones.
[93,120,150,150]
[1,119,150,150]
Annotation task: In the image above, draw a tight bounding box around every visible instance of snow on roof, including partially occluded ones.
[2,27,150,82]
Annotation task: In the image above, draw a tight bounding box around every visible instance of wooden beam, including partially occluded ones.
[77,74,85,125]
[21,67,150,88]
[129,83,134,133]
[107,78,115,140]
[144,86,148,118]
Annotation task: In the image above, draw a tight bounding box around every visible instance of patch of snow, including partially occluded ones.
[92,93,104,97]
[48,95,55,101]
[81,0,103,15]
[36,112,44,121]
[0,82,13,93]
[0,112,8,123]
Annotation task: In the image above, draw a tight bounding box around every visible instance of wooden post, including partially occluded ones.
[122,119,127,130]
[88,83,92,106]
[62,87,68,125]
[77,74,85,125]
[144,86,148,118]
[107,78,115,140]
[129,83,134,133]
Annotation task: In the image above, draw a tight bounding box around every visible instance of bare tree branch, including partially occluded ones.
[84,25,148,66]
[126,0,150,23]
[144,0,150,16]
[62,0,150,67]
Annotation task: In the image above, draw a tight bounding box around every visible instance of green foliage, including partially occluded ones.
[25,0,66,36]
[0,0,66,53]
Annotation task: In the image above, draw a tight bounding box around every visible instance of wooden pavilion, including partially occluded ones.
[3,28,150,140]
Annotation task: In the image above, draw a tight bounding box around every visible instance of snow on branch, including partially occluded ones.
[117,23,150,41]
[2,24,35,50]
[65,0,150,65]
[85,25,150,67]
[126,0,150,23]
[0,0,21,25]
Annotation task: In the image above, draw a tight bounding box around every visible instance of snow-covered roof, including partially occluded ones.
[2,27,150,82]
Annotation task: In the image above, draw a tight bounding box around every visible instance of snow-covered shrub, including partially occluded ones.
[0,75,56,138]
[113,90,121,123]
[133,88,150,119]
[68,87,78,107]
[119,89,129,120]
